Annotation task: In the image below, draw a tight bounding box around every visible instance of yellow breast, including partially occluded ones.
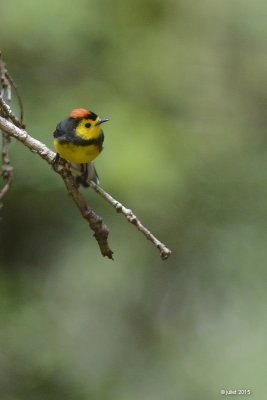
[54,140,101,163]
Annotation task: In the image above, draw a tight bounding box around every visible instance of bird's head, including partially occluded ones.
[69,108,108,140]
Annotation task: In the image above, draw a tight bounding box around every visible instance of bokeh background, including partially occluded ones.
[1,0,267,398]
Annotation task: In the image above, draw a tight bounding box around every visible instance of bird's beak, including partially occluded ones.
[96,117,109,125]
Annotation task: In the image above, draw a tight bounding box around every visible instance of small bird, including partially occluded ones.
[53,108,108,186]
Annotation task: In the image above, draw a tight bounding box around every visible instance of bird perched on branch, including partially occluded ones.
[53,108,108,186]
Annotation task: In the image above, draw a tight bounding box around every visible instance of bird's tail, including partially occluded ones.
[71,162,99,187]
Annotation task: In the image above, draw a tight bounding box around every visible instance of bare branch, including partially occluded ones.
[5,71,24,124]
[89,181,171,260]
[0,132,13,202]
[0,52,24,128]
[0,116,54,162]
[0,96,24,129]
[0,53,14,203]
[62,169,113,259]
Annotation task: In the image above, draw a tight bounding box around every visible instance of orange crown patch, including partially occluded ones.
[69,108,90,118]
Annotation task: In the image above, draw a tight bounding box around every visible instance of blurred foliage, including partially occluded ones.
[1,0,267,398]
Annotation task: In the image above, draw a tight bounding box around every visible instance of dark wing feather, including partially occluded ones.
[53,118,77,141]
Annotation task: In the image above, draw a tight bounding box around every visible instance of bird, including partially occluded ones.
[53,108,108,186]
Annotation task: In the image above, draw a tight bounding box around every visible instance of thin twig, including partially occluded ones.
[0,113,171,260]
[5,71,24,124]
[89,181,171,260]
[0,96,24,128]
[0,52,24,128]
[0,53,14,202]
[0,132,13,202]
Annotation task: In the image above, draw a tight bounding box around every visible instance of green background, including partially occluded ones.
[1,0,267,398]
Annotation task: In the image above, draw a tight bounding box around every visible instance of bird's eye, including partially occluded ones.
[85,122,91,128]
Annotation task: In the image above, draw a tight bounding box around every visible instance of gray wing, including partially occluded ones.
[53,118,76,142]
